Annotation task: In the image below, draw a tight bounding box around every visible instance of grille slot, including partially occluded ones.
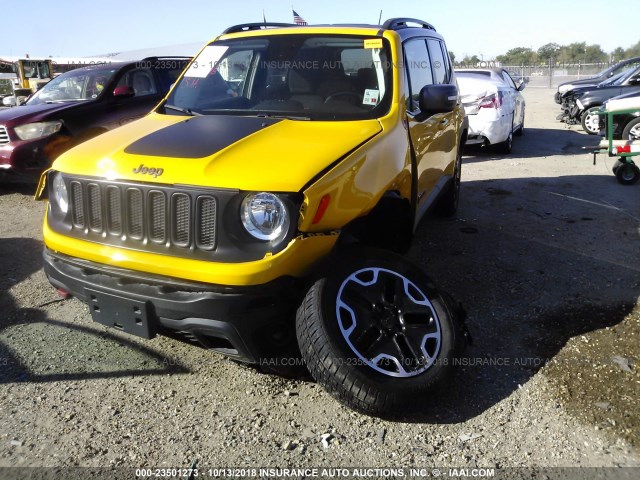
[148,191,167,243]
[127,188,144,240]
[106,186,122,235]
[70,181,85,228]
[196,196,217,250]
[172,193,191,247]
[87,184,103,232]
[65,179,220,254]
[0,126,9,146]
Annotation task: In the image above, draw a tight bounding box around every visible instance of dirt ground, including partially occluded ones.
[0,88,639,477]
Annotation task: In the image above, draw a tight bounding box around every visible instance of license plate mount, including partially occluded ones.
[86,288,155,339]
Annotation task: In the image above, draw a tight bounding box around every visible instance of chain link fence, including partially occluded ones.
[456,62,613,88]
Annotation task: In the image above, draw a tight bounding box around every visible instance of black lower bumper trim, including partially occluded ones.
[43,249,303,363]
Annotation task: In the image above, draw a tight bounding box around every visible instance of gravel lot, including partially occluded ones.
[0,88,638,477]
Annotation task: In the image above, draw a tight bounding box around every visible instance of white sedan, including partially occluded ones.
[455,68,526,153]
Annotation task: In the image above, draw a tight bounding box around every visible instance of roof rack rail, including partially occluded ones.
[222,23,298,35]
[141,56,192,61]
[382,18,436,32]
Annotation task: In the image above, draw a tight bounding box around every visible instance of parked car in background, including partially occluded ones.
[598,91,640,140]
[456,68,525,153]
[554,56,640,103]
[558,64,640,135]
[0,57,190,182]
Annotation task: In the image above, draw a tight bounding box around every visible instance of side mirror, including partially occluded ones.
[113,85,135,98]
[516,79,526,91]
[419,84,458,115]
[3,96,16,107]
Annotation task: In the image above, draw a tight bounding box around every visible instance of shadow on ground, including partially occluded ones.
[463,127,601,162]
[0,237,189,385]
[391,173,640,433]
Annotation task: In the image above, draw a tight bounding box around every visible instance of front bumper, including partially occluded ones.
[44,248,304,363]
[0,134,70,179]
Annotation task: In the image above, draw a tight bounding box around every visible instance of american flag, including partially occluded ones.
[292,9,308,25]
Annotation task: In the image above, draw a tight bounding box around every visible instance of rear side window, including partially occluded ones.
[404,39,433,111]
[502,71,516,89]
[117,69,157,97]
[427,39,449,84]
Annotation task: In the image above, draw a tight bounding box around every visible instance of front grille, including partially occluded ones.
[67,179,219,253]
[0,126,9,146]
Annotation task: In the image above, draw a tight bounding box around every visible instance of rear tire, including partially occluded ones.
[295,248,467,415]
[515,110,525,137]
[494,116,514,154]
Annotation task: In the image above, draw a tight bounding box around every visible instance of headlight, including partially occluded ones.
[558,84,572,94]
[576,98,584,110]
[14,121,62,140]
[241,192,290,241]
[52,172,69,214]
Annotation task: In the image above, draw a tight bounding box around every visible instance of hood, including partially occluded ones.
[52,113,383,192]
[0,102,76,126]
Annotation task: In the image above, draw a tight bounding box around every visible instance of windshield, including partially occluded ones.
[599,70,628,86]
[21,60,51,79]
[164,35,393,120]
[610,61,640,78]
[27,66,118,105]
[619,65,640,84]
[0,79,12,96]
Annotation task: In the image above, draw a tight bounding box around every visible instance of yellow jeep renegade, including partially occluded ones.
[40,18,469,414]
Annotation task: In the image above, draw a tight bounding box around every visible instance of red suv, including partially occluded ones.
[0,57,190,182]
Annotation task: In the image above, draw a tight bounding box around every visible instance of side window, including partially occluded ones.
[117,69,157,97]
[217,50,254,93]
[426,39,448,85]
[404,39,433,112]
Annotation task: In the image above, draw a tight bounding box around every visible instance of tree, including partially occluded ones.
[496,47,537,66]
[558,42,587,63]
[584,44,607,63]
[611,47,626,63]
[625,40,640,58]
[448,51,456,65]
[537,43,561,63]
[460,55,480,66]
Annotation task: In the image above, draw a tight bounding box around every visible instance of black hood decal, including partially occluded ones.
[124,115,282,158]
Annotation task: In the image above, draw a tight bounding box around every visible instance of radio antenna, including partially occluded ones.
[378,10,383,25]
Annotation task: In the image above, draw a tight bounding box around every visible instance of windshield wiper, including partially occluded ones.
[164,104,202,116]
[45,99,87,104]
[256,113,311,121]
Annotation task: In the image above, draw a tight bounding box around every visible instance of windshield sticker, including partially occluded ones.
[364,39,383,49]
[363,89,380,106]
[185,46,229,78]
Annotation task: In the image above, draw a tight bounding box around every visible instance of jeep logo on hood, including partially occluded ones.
[132,164,164,178]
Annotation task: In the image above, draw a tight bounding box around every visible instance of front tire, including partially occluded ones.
[622,117,640,141]
[295,248,466,415]
[580,107,601,135]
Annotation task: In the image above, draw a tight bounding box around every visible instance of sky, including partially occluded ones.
[1,0,638,60]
